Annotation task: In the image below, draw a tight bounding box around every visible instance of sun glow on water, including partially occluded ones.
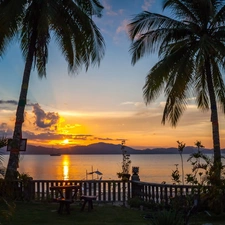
[62,156,70,180]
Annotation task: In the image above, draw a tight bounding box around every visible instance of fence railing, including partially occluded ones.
[33,180,132,203]
[132,181,203,204]
[2,179,224,205]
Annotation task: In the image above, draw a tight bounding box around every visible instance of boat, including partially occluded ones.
[50,153,61,156]
[86,166,103,180]
[49,146,61,156]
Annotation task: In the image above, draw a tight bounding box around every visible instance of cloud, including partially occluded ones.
[72,135,93,140]
[0,100,17,105]
[142,0,155,11]
[116,19,129,35]
[22,131,89,141]
[18,125,126,144]
[32,103,60,129]
[121,101,144,107]
[93,137,113,141]
[0,99,36,110]
[102,0,118,16]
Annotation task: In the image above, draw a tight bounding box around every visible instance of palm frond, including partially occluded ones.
[50,0,105,73]
[211,59,225,114]
[163,0,199,23]
[0,0,26,56]
[129,11,184,65]
[74,0,104,17]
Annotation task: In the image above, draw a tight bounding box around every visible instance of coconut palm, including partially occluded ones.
[128,0,225,184]
[3,0,105,180]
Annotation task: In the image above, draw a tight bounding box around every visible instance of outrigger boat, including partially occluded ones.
[86,166,103,180]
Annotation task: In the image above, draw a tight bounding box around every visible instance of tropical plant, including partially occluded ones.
[117,140,131,181]
[128,0,225,185]
[171,164,181,184]
[149,210,184,225]
[0,137,15,223]
[1,0,105,180]
[171,140,225,214]
[177,141,185,184]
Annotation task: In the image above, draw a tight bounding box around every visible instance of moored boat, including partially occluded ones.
[50,153,61,156]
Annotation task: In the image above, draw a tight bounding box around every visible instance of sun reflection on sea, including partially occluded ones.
[62,155,70,180]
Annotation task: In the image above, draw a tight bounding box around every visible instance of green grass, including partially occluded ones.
[0,201,149,225]
[1,201,225,225]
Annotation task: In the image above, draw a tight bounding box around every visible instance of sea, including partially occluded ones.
[1,154,220,184]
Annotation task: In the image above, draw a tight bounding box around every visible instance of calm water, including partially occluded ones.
[2,154,216,184]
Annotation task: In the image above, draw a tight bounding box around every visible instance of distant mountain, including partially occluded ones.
[1,142,224,155]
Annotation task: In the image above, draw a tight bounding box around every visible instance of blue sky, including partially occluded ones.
[0,0,224,150]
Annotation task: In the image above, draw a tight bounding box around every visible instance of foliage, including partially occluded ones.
[0,198,16,224]
[171,164,181,184]
[0,179,17,224]
[17,172,32,181]
[171,140,225,214]
[127,197,164,211]
[177,141,185,184]
[117,140,131,181]
[149,210,184,225]
[128,0,225,184]
[3,0,105,180]
[0,137,7,149]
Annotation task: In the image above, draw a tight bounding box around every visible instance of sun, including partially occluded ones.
[62,139,69,144]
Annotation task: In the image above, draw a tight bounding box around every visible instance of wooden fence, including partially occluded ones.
[33,180,132,203]
[2,179,224,205]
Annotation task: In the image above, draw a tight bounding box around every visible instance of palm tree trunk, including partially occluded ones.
[205,59,221,184]
[5,37,36,180]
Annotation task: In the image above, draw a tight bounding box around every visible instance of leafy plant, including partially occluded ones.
[149,210,184,225]
[177,141,185,185]
[117,140,131,181]
[171,164,181,184]
[128,196,163,211]
[0,137,16,223]
[171,140,225,214]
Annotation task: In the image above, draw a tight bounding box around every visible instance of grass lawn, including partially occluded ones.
[1,201,225,225]
[0,201,149,225]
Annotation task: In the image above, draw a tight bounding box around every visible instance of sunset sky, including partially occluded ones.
[0,0,224,150]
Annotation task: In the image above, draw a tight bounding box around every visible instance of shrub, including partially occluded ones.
[149,210,184,225]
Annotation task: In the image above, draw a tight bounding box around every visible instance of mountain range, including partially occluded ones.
[1,142,225,155]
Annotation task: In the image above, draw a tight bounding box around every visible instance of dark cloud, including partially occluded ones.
[24,131,63,140]
[94,137,113,141]
[0,100,18,105]
[93,137,127,142]
[0,99,36,108]
[32,103,60,128]
[72,135,93,140]
[22,131,93,141]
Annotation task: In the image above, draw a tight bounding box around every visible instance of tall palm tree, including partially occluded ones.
[128,0,225,184]
[3,0,105,180]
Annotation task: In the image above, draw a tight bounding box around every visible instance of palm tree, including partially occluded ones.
[3,0,105,180]
[128,0,225,184]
